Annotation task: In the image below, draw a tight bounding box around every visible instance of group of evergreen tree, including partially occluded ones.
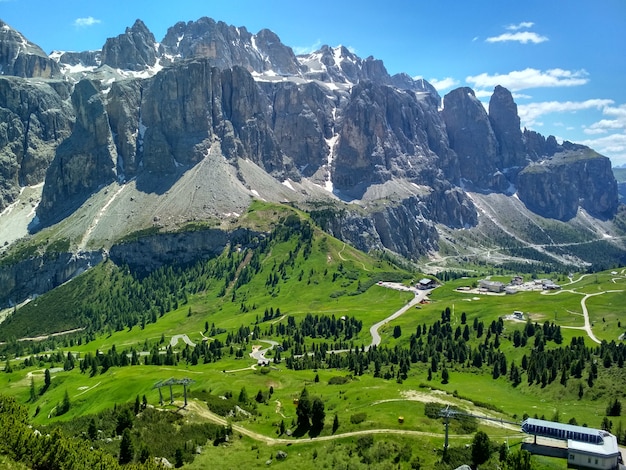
[0,395,163,469]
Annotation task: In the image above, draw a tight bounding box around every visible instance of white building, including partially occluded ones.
[522,418,620,470]
[567,434,620,470]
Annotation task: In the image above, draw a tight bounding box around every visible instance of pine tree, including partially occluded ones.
[29,377,36,402]
[332,413,340,433]
[119,428,134,464]
[472,431,491,467]
[296,388,312,429]
[88,418,98,440]
[311,397,326,431]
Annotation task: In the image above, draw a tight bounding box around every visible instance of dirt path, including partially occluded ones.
[184,400,523,446]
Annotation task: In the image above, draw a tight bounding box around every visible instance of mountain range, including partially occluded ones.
[0,17,624,308]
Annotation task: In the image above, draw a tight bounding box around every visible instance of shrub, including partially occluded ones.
[328,376,351,385]
[350,412,367,424]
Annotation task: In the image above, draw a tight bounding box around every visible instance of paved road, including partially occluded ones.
[249,339,279,362]
[368,283,430,348]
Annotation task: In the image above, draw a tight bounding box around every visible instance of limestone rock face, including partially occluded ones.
[0,251,103,307]
[442,87,503,190]
[109,228,256,275]
[101,19,157,71]
[140,60,287,177]
[260,80,336,178]
[160,17,301,75]
[55,50,101,68]
[489,85,526,169]
[105,79,142,179]
[0,20,60,78]
[517,146,618,220]
[0,77,73,210]
[39,79,118,223]
[333,81,449,192]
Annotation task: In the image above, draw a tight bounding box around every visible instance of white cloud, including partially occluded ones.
[517,99,614,127]
[73,17,101,28]
[427,77,459,91]
[486,31,548,44]
[506,21,535,31]
[293,40,321,55]
[581,133,626,165]
[584,119,624,135]
[582,104,626,134]
[474,90,492,99]
[466,68,589,91]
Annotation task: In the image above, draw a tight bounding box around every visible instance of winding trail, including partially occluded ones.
[184,400,522,446]
[368,283,429,348]
[542,284,624,345]
[579,291,623,345]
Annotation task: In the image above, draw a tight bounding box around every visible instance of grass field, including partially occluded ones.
[1,218,625,468]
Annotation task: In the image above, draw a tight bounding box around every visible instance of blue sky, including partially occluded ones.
[2,0,626,165]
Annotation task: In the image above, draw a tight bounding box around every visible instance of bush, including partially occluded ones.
[350,412,367,424]
[328,376,351,385]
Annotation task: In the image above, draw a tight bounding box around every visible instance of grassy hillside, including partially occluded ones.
[0,204,625,469]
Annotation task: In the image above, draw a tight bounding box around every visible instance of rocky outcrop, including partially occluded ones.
[0,77,74,210]
[101,19,157,71]
[160,17,301,75]
[523,129,560,160]
[442,87,505,191]
[0,20,60,78]
[489,85,526,170]
[333,81,450,192]
[314,198,439,259]
[260,80,337,177]
[38,79,118,223]
[517,147,618,220]
[140,60,288,176]
[423,187,478,228]
[0,250,103,307]
[109,227,257,275]
[106,79,142,179]
[55,50,101,68]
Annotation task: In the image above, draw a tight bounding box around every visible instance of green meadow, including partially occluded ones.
[1,208,625,468]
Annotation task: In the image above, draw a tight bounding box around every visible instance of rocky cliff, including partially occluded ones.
[517,145,618,220]
[0,20,60,78]
[0,16,621,296]
[0,250,103,307]
[101,19,158,71]
[109,227,257,275]
[0,76,73,211]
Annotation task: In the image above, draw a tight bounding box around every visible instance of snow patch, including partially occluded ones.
[323,107,339,193]
[281,180,295,191]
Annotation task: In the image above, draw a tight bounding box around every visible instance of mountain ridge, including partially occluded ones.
[0,16,624,308]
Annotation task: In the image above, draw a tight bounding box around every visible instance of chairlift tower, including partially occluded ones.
[439,405,520,450]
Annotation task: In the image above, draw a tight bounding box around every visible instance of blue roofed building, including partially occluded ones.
[521,418,621,469]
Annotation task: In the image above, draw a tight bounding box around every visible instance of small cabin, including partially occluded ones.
[417,278,437,290]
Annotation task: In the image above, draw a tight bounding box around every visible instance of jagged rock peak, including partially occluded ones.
[488,85,526,168]
[0,19,60,78]
[101,19,158,71]
[159,17,301,75]
[297,44,390,85]
[442,87,504,191]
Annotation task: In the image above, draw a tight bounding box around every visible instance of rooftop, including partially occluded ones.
[568,433,619,457]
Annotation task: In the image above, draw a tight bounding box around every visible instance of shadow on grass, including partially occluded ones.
[291,423,323,438]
